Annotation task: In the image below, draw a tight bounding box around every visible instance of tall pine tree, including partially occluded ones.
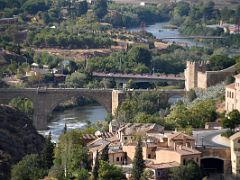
[100,144,109,162]
[132,138,145,180]
[40,132,54,169]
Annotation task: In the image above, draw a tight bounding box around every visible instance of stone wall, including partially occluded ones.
[185,61,235,90]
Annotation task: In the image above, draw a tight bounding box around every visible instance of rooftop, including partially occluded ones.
[146,161,180,170]
[118,123,164,136]
[167,132,194,141]
[157,146,201,156]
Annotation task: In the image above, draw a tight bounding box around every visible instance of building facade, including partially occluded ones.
[230,132,240,176]
[225,74,240,113]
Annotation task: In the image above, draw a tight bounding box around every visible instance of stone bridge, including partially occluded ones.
[0,88,186,130]
[92,72,185,88]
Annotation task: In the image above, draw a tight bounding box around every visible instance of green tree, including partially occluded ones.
[93,0,108,19]
[209,55,234,71]
[11,154,46,180]
[76,0,88,16]
[222,110,240,130]
[9,97,33,118]
[100,144,109,162]
[170,160,202,180]
[65,72,87,88]
[53,130,89,179]
[98,160,126,180]
[74,168,89,180]
[127,46,152,66]
[40,132,54,170]
[132,138,144,180]
[92,151,99,180]
[22,0,49,14]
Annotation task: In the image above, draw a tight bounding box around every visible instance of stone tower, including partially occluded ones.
[184,61,199,91]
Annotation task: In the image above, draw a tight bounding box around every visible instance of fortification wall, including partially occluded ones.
[185,61,236,90]
[197,72,207,89]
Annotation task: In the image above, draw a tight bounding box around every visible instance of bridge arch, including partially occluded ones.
[49,94,110,114]
[168,95,183,104]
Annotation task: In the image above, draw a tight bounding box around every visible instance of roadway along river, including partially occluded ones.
[39,105,107,142]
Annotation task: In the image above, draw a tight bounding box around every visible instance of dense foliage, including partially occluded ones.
[9,97,33,118]
[165,100,217,130]
[50,130,89,179]
[98,160,126,180]
[116,92,167,124]
[170,160,202,180]
[11,134,54,180]
[221,110,240,130]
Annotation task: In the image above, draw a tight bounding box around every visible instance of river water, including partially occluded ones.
[39,105,107,142]
[129,22,204,47]
[40,22,193,142]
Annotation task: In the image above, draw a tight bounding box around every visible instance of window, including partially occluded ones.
[238,139,240,143]
[148,154,151,159]
[116,157,119,161]
[158,171,161,176]
[124,137,127,140]
[183,159,186,165]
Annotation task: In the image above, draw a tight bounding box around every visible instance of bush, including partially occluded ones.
[221,129,235,138]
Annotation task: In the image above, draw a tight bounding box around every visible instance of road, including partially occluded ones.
[193,129,229,148]
[92,72,185,81]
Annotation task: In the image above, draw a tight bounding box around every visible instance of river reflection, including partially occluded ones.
[39,105,107,142]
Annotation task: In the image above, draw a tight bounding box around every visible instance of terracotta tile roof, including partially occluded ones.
[167,132,194,141]
[118,123,164,136]
[175,146,201,155]
[146,161,180,169]
[83,134,98,140]
[156,146,201,156]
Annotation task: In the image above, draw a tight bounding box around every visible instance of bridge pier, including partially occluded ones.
[33,113,48,130]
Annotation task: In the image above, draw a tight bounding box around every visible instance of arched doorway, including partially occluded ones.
[201,158,224,174]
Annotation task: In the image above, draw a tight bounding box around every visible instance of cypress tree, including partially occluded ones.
[64,123,67,134]
[40,132,54,169]
[132,138,145,180]
[100,144,109,162]
[92,151,99,180]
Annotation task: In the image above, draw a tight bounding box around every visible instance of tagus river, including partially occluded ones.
[39,105,107,142]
